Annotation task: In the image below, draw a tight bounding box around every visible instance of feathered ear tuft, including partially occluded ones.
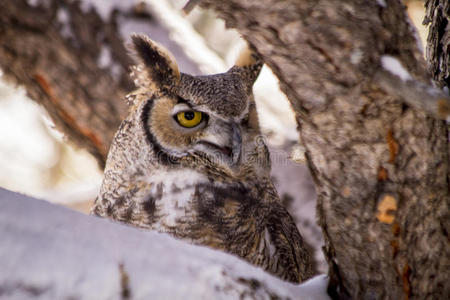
[229,43,263,93]
[129,34,180,91]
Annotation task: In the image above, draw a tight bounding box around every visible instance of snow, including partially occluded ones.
[97,45,112,68]
[376,0,386,7]
[0,187,330,299]
[268,145,325,272]
[380,55,412,81]
[0,84,57,189]
[26,0,39,7]
[117,15,202,75]
[26,0,51,8]
[145,0,226,75]
[97,44,123,81]
[80,0,134,21]
[56,8,74,39]
[254,66,298,144]
[296,275,330,299]
[350,48,363,65]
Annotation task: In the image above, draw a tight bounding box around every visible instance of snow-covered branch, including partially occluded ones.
[376,55,450,121]
[0,188,329,299]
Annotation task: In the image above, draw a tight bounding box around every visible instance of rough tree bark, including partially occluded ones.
[1,0,449,299]
[197,0,449,299]
[0,0,129,166]
[424,0,450,89]
[0,0,200,168]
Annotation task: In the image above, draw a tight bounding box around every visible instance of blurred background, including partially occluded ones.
[0,0,428,272]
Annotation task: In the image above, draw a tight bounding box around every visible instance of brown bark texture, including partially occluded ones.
[0,0,200,168]
[198,0,449,299]
[424,0,450,89]
[0,0,131,167]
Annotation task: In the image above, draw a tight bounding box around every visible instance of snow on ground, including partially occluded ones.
[0,188,330,299]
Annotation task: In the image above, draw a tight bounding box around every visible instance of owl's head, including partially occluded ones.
[126,34,266,178]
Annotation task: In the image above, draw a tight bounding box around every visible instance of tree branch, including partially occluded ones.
[0,187,330,299]
[0,0,201,168]
[374,68,450,120]
[424,0,450,89]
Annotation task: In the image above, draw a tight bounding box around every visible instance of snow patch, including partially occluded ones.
[80,0,134,21]
[381,55,412,81]
[254,66,298,144]
[350,48,363,65]
[57,8,74,39]
[27,0,39,6]
[376,0,386,7]
[110,64,123,81]
[145,0,226,74]
[296,274,330,299]
[27,0,51,7]
[97,44,123,81]
[0,188,331,299]
[98,45,112,68]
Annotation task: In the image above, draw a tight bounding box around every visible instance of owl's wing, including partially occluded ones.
[264,202,314,282]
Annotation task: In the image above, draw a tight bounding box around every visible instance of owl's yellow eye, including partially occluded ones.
[176,111,203,128]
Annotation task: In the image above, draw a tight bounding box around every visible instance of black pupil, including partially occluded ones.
[184,111,195,120]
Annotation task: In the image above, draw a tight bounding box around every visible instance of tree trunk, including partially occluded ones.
[424,0,450,89]
[198,0,449,299]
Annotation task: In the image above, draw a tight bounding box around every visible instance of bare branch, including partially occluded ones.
[375,69,450,120]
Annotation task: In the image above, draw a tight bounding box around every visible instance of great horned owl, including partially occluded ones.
[92,34,313,283]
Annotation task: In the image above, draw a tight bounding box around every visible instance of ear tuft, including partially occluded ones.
[230,43,263,92]
[129,34,180,91]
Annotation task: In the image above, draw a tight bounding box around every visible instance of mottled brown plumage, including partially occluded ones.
[92,34,313,283]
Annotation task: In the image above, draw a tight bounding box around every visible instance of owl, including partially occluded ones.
[92,34,313,283]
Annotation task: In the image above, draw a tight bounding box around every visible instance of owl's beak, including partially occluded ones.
[194,121,242,167]
[231,122,242,165]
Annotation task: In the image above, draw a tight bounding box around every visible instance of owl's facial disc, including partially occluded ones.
[149,99,243,168]
[170,103,242,166]
[193,120,242,166]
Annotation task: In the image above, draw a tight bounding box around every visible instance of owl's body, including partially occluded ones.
[92,35,313,283]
